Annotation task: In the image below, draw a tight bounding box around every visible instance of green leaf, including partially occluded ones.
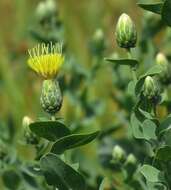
[139,108,155,120]
[99,178,107,190]
[51,131,99,154]
[2,169,20,190]
[137,0,163,14]
[147,181,167,190]
[158,114,171,135]
[139,164,164,183]
[40,153,86,190]
[156,146,171,161]
[105,58,139,67]
[142,119,157,141]
[29,121,70,141]
[127,81,136,96]
[135,65,162,96]
[161,0,171,27]
[130,113,144,139]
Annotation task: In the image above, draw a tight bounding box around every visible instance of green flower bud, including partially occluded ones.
[40,79,62,115]
[36,0,57,22]
[156,53,171,85]
[91,28,105,54]
[115,13,137,49]
[126,154,137,165]
[156,53,168,66]
[112,145,126,162]
[143,76,159,100]
[22,116,39,145]
[22,116,32,128]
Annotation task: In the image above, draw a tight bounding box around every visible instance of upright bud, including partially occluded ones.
[91,28,105,54]
[112,145,126,163]
[115,13,137,49]
[125,153,137,165]
[143,76,160,100]
[156,53,168,66]
[36,0,57,22]
[156,53,171,85]
[40,79,63,115]
[22,116,39,145]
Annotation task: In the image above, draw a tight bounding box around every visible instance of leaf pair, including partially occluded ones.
[29,120,99,155]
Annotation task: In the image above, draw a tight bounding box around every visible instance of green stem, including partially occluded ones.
[51,115,56,121]
[127,48,137,83]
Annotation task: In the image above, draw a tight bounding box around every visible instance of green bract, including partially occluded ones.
[40,79,63,114]
[115,13,137,49]
[143,76,159,99]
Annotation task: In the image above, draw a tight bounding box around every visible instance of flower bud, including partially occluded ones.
[126,153,137,165]
[112,145,126,162]
[40,79,63,115]
[91,28,105,54]
[22,116,32,128]
[156,53,168,66]
[22,116,39,145]
[115,13,137,49]
[36,0,57,22]
[143,76,159,100]
[156,53,171,85]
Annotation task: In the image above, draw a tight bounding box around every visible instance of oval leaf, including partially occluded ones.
[51,131,99,154]
[139,164,164,183]
[130,113,144,139]
[162,0,171,27]
[105,58,139,67]
[156,146,171,162]
[29,121,70,141]
[137,0,163,14]
[142,119,157,141]
[40,153,86,190]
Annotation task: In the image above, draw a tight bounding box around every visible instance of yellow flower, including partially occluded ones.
[27,43,64,79]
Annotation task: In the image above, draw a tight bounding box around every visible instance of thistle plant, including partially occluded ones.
[104,5,171,188]
[24,42,100,190]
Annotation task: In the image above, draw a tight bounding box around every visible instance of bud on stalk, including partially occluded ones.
[112,145,126,163]
[40,79,63,115]
[115,13,137,49]
[156,53,171,85]
[22,116,39,145]
[143,76,160,101]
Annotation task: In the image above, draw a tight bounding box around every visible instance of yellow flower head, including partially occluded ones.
[27,43,64,79]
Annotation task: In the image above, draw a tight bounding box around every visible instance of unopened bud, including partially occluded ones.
[22,116,39,145]
[40,80,63,115]
[156,53,168,66]
[156,53,171,85]
[115,13,137,49]
[112,145,126,162]
[36,0,57,22]
[126,154,137,165]
[22,116,32,128]
[143,76,159,100]
[92,28,105,53]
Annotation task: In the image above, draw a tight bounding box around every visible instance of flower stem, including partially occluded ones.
[127,48,137,83]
